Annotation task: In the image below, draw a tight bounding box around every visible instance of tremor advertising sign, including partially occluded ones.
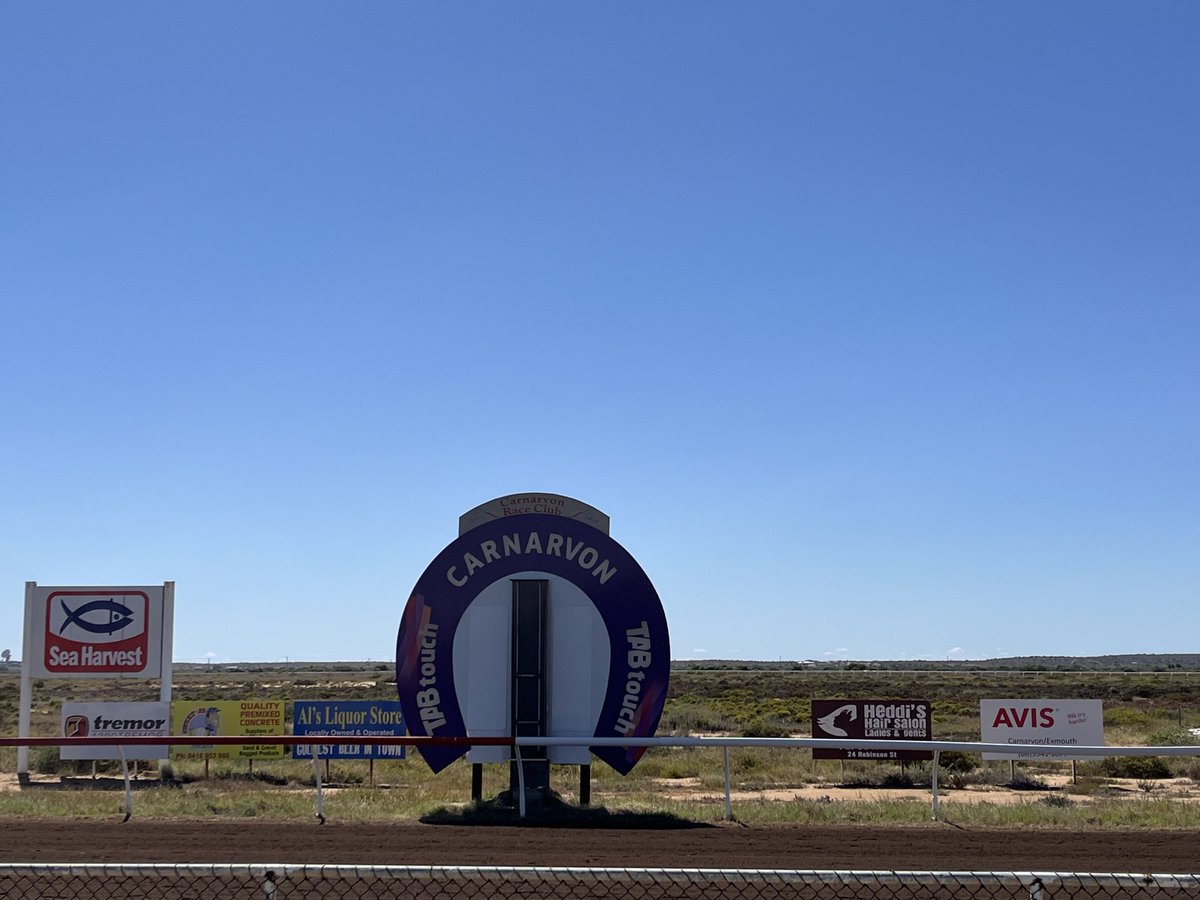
[60,701,170,760]
[812,699,933,761]
[396,512,670,775]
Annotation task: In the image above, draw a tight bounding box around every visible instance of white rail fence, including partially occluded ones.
[3,734,1199,822]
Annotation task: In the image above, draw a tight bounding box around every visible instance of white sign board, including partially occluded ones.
[980,699,1104,760]
[19,581,175,777]
[60,701,170,760]
[26,585,167,679]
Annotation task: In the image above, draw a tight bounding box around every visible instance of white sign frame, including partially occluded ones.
[18,581,175,775]
[25,584,169,679]
[980,698,1104,760]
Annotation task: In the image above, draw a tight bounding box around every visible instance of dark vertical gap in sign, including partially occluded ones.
[510,579,549,797]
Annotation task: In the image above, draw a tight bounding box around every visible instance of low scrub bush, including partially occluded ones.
[938,751,979,774]
[731,752,761,775]
[1098,756,1172,780]
[1064,776,1106,796]
[742,716,791,737]
[30,748,99,776]
[1104,708,1157,729]
[658,700,735,734]
[1040,793,1073,808]
[879,771,914,789]
[1146,728,1194,746]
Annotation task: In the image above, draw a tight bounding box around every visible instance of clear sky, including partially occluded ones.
[2,4,1196,664]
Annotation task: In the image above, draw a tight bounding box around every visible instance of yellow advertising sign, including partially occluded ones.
[169,700,285,760]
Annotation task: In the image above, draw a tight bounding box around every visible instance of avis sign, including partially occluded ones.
[980,699,1104,760]
[26,585,168,678]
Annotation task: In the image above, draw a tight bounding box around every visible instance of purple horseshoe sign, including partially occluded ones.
[396,512,670,775]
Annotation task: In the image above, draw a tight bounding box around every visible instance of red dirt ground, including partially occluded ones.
[0,821,1195,873]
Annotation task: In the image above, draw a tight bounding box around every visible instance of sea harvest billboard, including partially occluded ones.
[61,701,169,761]
[170,700,285,760]
[27,585,168,678]
[980,699,1104,760]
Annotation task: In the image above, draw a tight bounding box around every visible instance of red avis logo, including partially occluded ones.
[991,707,1055,729]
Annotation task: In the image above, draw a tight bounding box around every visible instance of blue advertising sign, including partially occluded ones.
[291,701,406,760]
[396,512,670,775]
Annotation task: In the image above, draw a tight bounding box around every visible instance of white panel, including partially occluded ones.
[455,577,512,763]
[455,571,610,766]
[27,585,165,679]
[547,577,609,764]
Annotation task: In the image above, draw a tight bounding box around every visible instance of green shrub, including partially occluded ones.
[731,752,761,775]
[30,748,104,776]
[880,771,914,789]
[1098,756,1172,779]
[743,717,791,737]
[1146,728,1194,746]
[938,751,979,774]
[1103,708,1156,729]
[659,699,735,734]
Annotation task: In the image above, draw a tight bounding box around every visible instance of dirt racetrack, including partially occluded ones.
[0,820,1196,873]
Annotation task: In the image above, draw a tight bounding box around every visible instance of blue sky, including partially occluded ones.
[2,4,1196,664]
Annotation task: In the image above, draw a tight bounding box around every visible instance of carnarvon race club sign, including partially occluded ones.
[396,495,670,776]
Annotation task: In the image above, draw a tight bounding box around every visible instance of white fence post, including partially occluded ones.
[312,746,325,824]
[723,747,732,821]
[930,750,941,821]
[117,746,132,822]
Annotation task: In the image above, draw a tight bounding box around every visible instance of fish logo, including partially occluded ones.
[58,598,135,636]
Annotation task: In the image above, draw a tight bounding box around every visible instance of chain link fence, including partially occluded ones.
[0,865,1196,900]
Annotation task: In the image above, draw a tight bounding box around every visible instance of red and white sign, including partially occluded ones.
[60,701,170,760]
[980,699,1104,760]
[28,585,166,678]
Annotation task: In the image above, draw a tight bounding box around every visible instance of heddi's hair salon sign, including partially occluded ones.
[396,496,670,775]
[26,585,169,678]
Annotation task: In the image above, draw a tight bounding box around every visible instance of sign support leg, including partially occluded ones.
[931,750,941,821]
[157,582,175,776]
[17,583,35,778]
[723,747,732,821]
